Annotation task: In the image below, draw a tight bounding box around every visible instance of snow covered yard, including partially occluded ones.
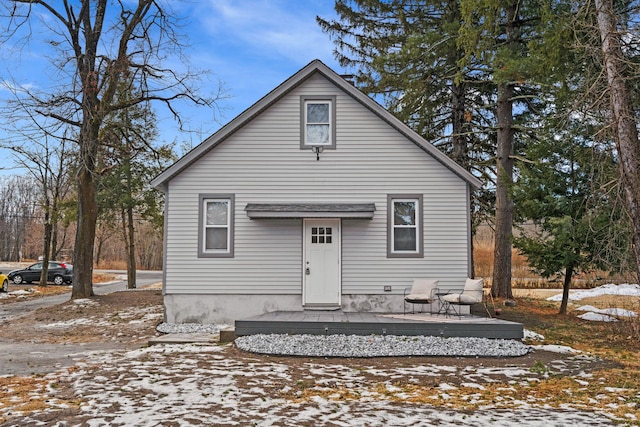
[2,342,633,426]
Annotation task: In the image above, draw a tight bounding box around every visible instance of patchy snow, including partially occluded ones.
[576,305,637,318]
[530,345,581,354]
[547,283,640,301]
[3,343,623,426]
[578,312,619,322]
[1,289,35,297]
[547,283,640,322]
[523,329,545,341]
[71,298,99,307]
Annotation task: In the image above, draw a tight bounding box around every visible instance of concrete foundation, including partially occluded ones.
[163,293,469,324]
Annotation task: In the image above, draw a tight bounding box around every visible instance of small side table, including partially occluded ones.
[435,292,451,317]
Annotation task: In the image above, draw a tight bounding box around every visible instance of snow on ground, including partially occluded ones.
[547,283,640,321]
[575,305,637,318]
[547,283,640,301]
[5,343,624,426]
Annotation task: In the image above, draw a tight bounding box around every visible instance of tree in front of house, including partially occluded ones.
[512,121,628,314]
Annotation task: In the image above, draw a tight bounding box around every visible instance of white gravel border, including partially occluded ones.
[234,334,531,358]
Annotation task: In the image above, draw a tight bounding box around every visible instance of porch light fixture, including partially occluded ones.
[312,145,324,161]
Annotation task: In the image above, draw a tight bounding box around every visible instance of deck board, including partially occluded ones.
[235,311,523,339]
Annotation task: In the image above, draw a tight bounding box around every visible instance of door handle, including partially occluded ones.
[305,267,310,275]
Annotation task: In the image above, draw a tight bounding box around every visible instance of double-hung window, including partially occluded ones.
[199,194,234,258]
[301,96,336,149]
[387,194,423,258]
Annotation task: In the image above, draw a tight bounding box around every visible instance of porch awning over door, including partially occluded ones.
[245,203,375,219]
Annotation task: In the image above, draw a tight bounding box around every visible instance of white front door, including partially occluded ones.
[303,219,341,307]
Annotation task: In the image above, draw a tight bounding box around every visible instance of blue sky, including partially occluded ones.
[0,0,343,172]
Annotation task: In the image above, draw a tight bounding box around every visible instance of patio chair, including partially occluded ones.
[403,279,438,315]
[440,278,484,317]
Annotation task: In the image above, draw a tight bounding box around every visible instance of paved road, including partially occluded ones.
[0,270,162,376]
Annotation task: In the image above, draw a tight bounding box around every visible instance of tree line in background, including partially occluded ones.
[0,163,167,272]
[319,0,640,313]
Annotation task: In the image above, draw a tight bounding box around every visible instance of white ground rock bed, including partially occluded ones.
[234,334,531,357]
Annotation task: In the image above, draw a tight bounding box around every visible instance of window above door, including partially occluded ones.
[300,95,336,150]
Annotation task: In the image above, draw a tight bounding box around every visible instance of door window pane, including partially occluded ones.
[311,226,333,244]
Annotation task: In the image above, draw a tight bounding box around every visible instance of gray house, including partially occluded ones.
[151,60,482,324]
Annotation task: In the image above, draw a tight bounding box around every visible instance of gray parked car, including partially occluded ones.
[8,261,73,285]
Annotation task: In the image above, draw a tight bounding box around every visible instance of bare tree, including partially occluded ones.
[1,1,219,297]
[7,134,73,286]
[0,175,41,261]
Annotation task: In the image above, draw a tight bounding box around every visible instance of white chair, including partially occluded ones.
[403,279,438,315]
[441,278,484,317]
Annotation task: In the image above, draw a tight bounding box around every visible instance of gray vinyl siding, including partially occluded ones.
[164,74,470,294]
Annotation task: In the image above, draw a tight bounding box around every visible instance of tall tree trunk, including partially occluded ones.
[72,167,97,298]
[491,3,518,299]
[596,0,640,280]
[72,120,99,298]
[492,81,515,298]
[122,207,137,289]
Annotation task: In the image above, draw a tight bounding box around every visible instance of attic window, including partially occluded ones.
[301,95,336,150]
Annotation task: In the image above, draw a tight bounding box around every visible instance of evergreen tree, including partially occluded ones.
[318,0,496,276]
[513,119,627,314]
[98,94,174,289]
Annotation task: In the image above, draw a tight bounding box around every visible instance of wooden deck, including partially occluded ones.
[235,311,524,340]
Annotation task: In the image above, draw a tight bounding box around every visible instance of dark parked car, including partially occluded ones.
[8,261,73,285]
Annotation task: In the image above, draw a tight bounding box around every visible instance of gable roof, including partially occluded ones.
[151,59,482,190]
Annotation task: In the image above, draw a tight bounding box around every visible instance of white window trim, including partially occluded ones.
[198,194,235,258]
[300,95,336,150]
[387,194,424,258]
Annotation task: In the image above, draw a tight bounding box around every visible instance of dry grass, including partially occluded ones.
[0,376,79,424]
[95,259,128,270]
[473,226,635,289]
